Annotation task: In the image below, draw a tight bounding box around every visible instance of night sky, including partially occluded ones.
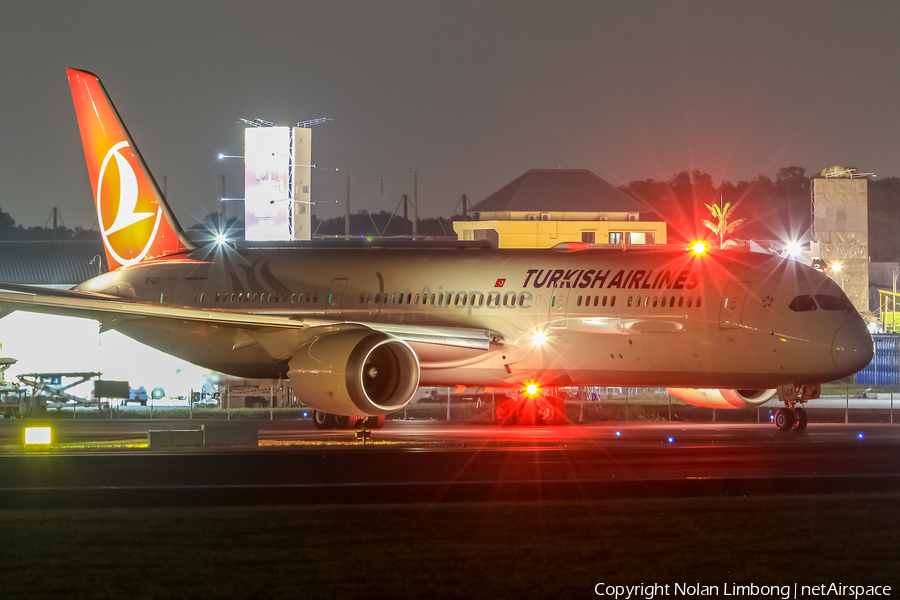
[1,0,899,230]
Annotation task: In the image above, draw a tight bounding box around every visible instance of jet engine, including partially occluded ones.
[288,327,420,417]
[665,388,777,409]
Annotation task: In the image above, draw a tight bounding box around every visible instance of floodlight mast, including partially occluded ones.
[297,117,333,128]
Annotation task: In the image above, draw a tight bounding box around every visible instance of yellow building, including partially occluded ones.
[453,169,666,249]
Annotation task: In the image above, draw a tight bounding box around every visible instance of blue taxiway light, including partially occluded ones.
[667,436,675,444]
[302,411,309,418]
[858,432,865,439]
[614,431,621,437]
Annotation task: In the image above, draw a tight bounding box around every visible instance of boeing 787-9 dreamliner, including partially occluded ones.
[0,70,874,431]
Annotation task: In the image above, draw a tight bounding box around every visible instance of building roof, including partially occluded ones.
[0,241,106,285]
[471,169,648,214]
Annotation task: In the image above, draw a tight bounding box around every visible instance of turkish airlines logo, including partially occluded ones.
[97,141,162,267]
[494,279,506,287]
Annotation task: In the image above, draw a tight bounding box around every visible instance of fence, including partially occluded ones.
[855,333,899,386]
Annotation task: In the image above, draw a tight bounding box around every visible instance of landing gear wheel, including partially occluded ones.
[312,411,335,430]
[334,415,360,430]
[495,399,517,425]
[536,403,555,425]
[363,415,386,429]
[775,408,796,431]
[794,407,808,431]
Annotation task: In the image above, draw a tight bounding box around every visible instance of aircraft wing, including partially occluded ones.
[0,288,498,351]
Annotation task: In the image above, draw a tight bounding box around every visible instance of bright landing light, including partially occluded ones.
[532,330,547,346]
[24,427,51,445]
[215,233,228,245]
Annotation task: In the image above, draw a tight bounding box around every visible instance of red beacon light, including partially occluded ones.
[689,241,709,256]
[522,380,542,399]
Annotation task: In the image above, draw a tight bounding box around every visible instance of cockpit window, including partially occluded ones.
[815,294,848,312]
[789,295,817,312]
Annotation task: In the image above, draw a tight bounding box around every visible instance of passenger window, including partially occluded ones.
[230,293,235,303]
[687,296,693,308]
[652,296,658,307]
[669,297,676,308]
[252,293,258,302]
[789,295,817,312]
[697,297,702,308]
[200,293,204,304]
[593,296,599,307]
[414,293,420,304]
[815,295,845,311]
[644,297,649,307]
[462,294,468,305]
[636,296,641,307]
[611,296,616,307]
[313,293,318,303]
[602,296,607,307]
[627,296,633,307]
[577,296,583,307]
[678,297,684,308]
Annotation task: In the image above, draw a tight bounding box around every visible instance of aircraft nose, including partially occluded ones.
[832,319,874,375]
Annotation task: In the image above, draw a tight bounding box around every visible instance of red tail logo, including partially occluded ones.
[67,69,192,270]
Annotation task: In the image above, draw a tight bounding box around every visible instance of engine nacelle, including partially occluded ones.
[666,388,777,409]
[288,328,420,417]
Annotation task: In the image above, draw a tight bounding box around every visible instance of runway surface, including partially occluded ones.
[1,420,900,508]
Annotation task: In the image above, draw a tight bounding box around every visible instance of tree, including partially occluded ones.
[701,202,746,248]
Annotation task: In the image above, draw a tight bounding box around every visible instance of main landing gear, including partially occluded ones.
[494,394,567,426]
[773,384,819,432]
[312,411,385,430]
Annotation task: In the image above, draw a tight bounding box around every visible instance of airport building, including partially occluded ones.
[453,169,667,249]
[0,240,106,288]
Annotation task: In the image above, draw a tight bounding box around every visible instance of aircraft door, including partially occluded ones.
[327,278,348,314]
[160,278,176,304]
[548,284,568,329]
[719,282,750,329]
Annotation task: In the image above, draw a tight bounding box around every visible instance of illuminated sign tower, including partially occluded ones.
[243,125,313,241]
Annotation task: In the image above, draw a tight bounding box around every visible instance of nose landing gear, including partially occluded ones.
[774,384,817,431]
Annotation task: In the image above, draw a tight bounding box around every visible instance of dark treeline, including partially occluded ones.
[4,168,900,261]
[619,167,900,262]
[619,167,812,245]
[0,206,100,241]
[311,210,455,238]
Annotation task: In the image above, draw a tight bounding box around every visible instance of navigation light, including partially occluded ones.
[615,430,621,438]
[858,432,865,440]
[667,436,675,444]
[523,381,541,398]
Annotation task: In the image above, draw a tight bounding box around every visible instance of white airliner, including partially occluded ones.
[0,69,874,431]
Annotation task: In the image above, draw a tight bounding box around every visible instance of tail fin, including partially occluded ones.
[67,69,195,270]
